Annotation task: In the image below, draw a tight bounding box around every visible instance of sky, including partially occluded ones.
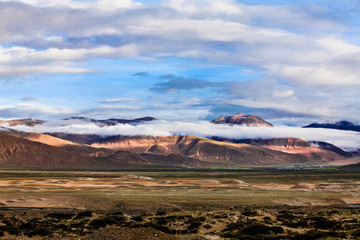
[1,0,360,125]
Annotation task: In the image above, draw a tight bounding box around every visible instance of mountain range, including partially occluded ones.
[0,116,156,127]
[0,113,359,169]
[63,116,156,127]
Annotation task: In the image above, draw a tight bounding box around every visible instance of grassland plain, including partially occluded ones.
[0,169,359,239]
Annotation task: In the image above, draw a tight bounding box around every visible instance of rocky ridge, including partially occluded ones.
[212,113,273,127]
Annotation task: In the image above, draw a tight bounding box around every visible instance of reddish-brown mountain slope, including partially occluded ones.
[261,138,344,161]
[91,135,315,166]
[0,131,209,168]
[6,131,78,147]
[0,132,94,167]
[211,137,345,162]
[0,126,345,168]
[248,138,343,161]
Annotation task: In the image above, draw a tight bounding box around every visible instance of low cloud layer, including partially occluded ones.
[5,120,360,151]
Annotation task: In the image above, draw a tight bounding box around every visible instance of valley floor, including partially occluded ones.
[0,169,359,239]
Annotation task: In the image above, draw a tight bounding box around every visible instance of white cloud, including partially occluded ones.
[317,38,360,55]
[6,119,360,151]
[31,45,139,61]
[226,99,334,118]
[0,65,90,76]
[273,63,360,86]
[1,0,141,10]
[0,103,77,119]
[0,45,139,64]
[45,35,64,43]
[0,44,138,77]
[128,18,292,43]
[273,89,294,98]
[103,98,143,103]
[0,0,358,87]
[95,0,141,11]
[180,98,201,105]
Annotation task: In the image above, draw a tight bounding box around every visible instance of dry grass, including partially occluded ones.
[0,170,359,239]
[0,170,358,211]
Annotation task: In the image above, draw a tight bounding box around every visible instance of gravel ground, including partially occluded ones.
[83,226,190,240]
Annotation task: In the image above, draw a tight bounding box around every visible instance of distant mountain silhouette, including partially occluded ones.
[64,116,156,127]
[303,121,360,132]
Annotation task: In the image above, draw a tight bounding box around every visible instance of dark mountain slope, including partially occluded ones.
[46,133,105,145]
[303,121,360,132]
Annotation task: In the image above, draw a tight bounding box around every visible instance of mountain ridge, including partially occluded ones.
[210,137,345,162]
[90,135,340,166]
[63,116,156,127]
[0,132,95,167]
[212,113,273,127]
[303,121,360,132]
[0,116,156,127]
[0,113,358,169]
[0,118,45,127]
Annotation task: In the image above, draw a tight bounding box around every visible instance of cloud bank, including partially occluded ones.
[5,120,360,151]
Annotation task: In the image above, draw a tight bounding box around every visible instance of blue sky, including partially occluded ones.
[0,0,360,125]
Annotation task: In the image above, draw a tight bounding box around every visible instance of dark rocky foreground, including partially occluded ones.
[0,206,360,239]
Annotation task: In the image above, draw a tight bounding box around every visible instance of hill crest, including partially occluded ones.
[212,113,273,127]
